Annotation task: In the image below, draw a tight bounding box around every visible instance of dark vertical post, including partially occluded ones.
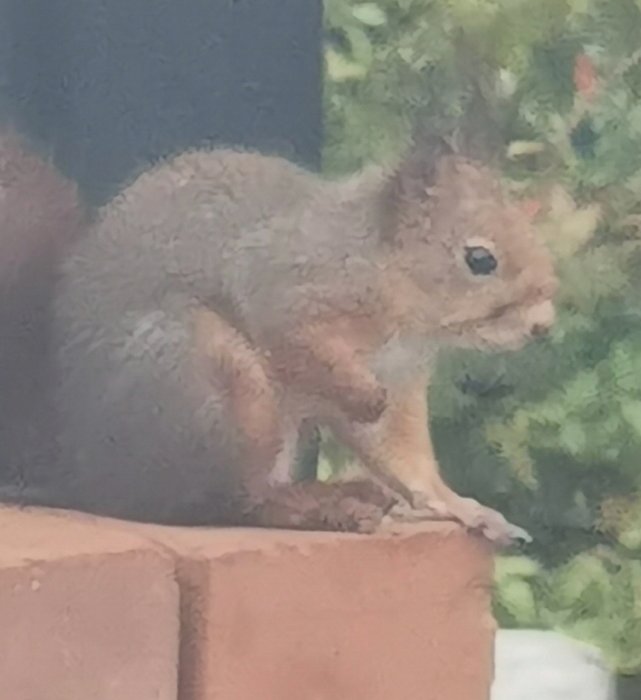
[0,0,324,204]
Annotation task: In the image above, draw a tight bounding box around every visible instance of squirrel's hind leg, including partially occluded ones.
[196,308,397,532]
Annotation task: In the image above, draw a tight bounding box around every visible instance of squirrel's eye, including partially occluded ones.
[464,246,497,276]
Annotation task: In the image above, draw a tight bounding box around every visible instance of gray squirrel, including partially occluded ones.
[0,131,557,544]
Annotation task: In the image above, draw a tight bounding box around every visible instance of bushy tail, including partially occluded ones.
[0,126,88,489]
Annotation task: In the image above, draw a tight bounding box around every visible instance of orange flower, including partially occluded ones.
[574,53,598,101]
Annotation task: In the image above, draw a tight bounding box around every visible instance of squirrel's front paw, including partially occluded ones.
[444,496,531,546]
[388,491,531,547]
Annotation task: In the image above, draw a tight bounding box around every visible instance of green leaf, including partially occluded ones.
[552,552,611,609]
[352,3,387,26]
[495,555,543,581]
[495,578,539,625]
[559,421,588,456]
[621,400,641,437]
[325,48,369,81]
[619,526,641,551]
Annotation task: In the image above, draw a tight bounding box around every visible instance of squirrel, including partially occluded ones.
[0,131,557,545]
[0,127,86,490]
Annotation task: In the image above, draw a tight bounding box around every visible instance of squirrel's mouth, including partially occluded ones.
[442,299,556,351]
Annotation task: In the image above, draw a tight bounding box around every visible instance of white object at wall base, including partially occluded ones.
[491,630,617,700]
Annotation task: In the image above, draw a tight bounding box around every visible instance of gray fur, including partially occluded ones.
[5,144,557,531]
[16,149,390,523]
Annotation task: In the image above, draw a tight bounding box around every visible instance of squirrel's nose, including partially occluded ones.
[525,300,555,338]
[530,322,550,338]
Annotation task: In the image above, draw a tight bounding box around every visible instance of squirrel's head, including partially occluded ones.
[380,136,558,351]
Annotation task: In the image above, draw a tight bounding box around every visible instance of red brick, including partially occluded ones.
[0,506,179,700]
[139,521,495,700]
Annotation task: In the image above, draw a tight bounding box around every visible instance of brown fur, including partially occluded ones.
[0,129,85,284]
[1,139,557,543]
[0,128,87,486]
[203,145,557,543]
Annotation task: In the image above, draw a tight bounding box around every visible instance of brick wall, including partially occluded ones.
[0,506,495,700]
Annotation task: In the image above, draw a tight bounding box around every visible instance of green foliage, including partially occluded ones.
[322,0,641,675]
[495,549,641,674]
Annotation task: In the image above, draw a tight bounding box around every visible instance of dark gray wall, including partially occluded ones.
[0,0,324,203]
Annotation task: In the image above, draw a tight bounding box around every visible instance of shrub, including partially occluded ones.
[321,0,641,675]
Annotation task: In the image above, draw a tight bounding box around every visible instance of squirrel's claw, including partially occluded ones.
[384,492,532,547]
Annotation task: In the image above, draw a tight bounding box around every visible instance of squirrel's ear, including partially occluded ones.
[376,131,451,247]
[387,128,453,207]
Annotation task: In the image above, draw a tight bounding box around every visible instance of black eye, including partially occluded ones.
[464,246,497,276]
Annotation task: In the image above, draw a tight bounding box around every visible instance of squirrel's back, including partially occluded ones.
[54,147,385,347]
